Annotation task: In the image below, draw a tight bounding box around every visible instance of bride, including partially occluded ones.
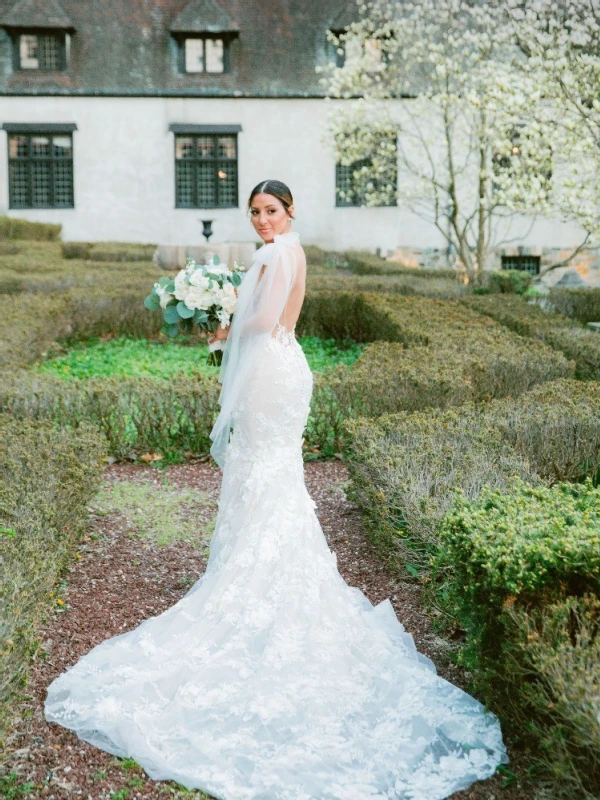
[45,179,508,799]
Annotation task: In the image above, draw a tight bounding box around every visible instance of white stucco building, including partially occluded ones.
[0,0,594,280]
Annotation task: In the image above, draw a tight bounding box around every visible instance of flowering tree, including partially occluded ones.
[506,0,600,276]
[322,0,599,283]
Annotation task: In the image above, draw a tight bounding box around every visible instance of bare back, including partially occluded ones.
[258,242,306,336]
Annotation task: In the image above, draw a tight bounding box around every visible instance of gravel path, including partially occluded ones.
[3,461,529,799]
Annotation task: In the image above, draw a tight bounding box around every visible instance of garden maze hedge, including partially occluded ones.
[0,223,598,795]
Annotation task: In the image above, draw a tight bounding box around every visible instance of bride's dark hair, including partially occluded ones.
[248,179,295,219]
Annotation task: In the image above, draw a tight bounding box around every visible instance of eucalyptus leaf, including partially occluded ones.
[144,294,161,311]
[194,309,209,323]
[212,254,221,266]
[165,279,176,293]
[167,322,180,338]
[231,272,241,287]
[158,276,170,288]
[177,301,195,319]
[164,305,180,324]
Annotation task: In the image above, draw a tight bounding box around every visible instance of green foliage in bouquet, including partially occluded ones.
[144,255,243,349]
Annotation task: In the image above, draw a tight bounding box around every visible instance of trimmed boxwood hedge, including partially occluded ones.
[0,414,107,742]
[435,480,600,795]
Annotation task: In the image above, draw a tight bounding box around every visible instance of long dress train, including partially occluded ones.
[45,238,507,800]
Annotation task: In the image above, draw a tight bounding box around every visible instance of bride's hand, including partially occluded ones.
[208,324,229,345]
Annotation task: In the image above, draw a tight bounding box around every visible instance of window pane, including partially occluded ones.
[175,137,195,159]
[31,136,51,158]
[217,136,236,159]
[8,135,28,159]
[52,135,72,158]
[9,162,29,206]
[53,160,74,207]
[205,39,224,73]
[185,39,204,72]
[197,162,216,207]
[217,165,236,206]
[197,136,215,159]
[19,34,39,69]
[32,161,51,206]
[175,161,195,206]
[40,35,60,70]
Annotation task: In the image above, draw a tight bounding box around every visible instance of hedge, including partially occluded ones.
[0,414,107,742]
[344,379,600,570]
[0,371,220,460]
[0,216,62,241]
[435,480,600,795]
[465,294,600,381]
[548,287,600,325]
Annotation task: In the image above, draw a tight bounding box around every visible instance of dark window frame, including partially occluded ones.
[5,125,75,210]
[174,33,233,74]
[492,124,553,199]
[501,254,541,275]
[327,29,390,69]
[11,28,68,72]
[335,134,398,208]
[172,129,239,209]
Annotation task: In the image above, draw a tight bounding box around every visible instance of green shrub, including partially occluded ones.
[0,217,61,241]
[435,480,600,795]
[0,414,107,741]
[61,241,92,259]
[485,269,533,295]
[464,294,600,380]
[344,405,535,570]
[490,379,600,484]
[0,372,220,460]
[345,250,458,280]
[0,292,70,369]
[548,287,600,325]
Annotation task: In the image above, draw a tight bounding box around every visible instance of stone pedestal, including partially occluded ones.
[154,242,258,270]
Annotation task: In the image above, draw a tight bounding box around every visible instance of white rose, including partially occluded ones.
[184,286,214,311]
[174,270,189,301]
[220,283,237,314]
[189,270,210,289]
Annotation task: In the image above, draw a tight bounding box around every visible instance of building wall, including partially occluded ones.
[0,94,590,260]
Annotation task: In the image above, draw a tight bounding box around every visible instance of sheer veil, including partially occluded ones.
[209,231,300,468]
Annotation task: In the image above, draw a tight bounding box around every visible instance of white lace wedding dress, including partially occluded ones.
[45,233,507,799]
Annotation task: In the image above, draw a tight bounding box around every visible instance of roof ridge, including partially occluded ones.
[0,0,74,29]
[170,0,239,34]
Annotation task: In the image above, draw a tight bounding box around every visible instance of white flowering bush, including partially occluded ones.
[144,255,244,365]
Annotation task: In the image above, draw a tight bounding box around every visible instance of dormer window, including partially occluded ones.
[170,0,239,76]
[16,30,67,71]
[327,31,384,71]
[180,35,228,73]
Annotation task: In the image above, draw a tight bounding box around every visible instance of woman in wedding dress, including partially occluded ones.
[45,179,508,799]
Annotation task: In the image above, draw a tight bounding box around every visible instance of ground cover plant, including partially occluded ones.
[34,335,366,380]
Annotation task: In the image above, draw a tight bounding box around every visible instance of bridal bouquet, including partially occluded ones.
[144,255,244,365]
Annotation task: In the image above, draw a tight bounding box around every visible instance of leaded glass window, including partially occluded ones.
[16,32,66,71]
[501,255,541,275]
[8,132,74,209]
[180,36,228,73]
[175,133,238,208]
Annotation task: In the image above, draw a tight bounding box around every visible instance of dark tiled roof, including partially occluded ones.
[170,0,238,33]
[0,0,358,96]
[0,0,74,29]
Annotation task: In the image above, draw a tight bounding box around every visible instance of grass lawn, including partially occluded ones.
[34,335,365,380]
